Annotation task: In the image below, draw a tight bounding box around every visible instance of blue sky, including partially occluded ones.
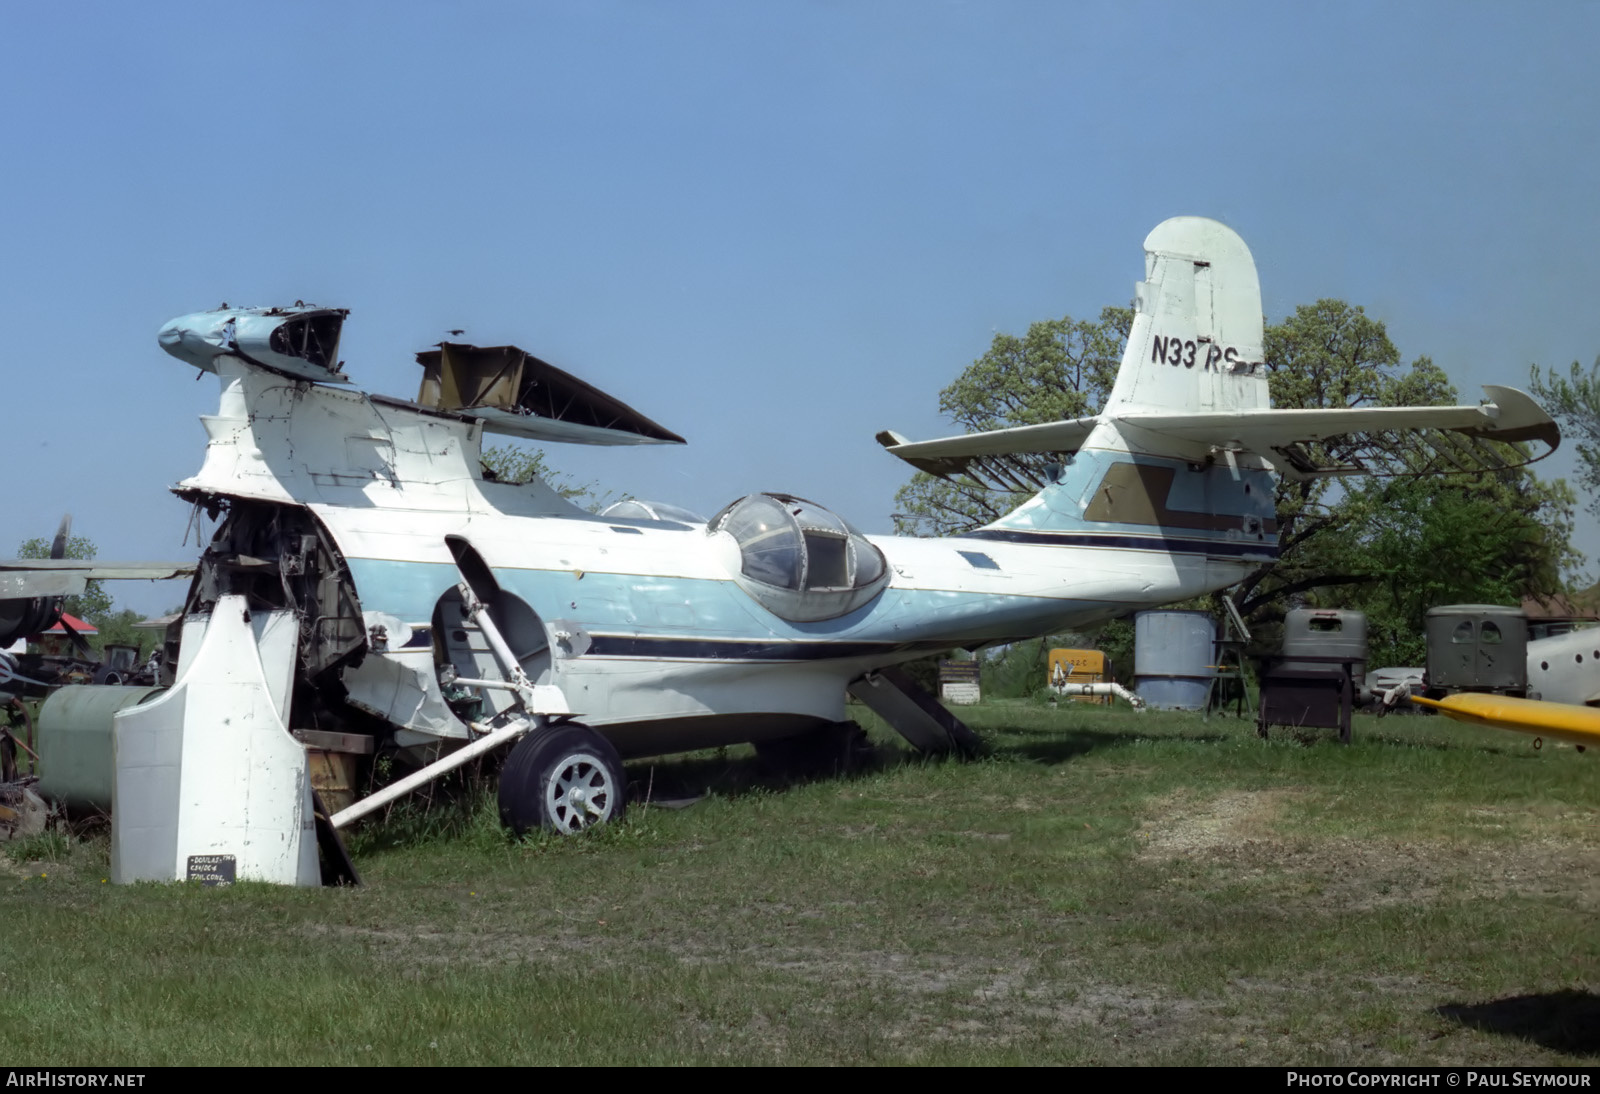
[3,1,1598,616]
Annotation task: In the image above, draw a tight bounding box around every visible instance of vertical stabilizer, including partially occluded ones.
[1102,217,1269,416]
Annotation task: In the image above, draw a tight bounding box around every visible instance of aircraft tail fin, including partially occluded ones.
[1101,216,1270,417]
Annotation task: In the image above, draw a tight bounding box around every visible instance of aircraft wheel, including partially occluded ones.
[499,723,626,836]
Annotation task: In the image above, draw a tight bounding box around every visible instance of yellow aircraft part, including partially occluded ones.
[1410,692,1600,748]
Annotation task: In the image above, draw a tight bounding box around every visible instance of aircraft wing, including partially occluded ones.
[410,343,685,446]
[0,560,196,600]
[1411,692,1600,749]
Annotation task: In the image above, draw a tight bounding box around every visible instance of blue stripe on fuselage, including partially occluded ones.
[960,528,1278,559]
[343,556,1096,656]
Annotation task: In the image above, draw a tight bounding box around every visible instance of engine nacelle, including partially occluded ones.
[158,304,349,384]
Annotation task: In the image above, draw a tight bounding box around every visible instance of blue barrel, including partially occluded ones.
[1134,610,1217,710]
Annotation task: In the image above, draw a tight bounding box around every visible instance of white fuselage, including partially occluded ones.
[177,363,1262,756]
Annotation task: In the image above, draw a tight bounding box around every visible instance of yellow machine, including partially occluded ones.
[1411,692,1600,748]
[1049,649,1111,704]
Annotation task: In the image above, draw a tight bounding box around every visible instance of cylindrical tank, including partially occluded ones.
[1281,608,1368,681]
[1134,610,1216,710]
[1425,605,1528,694]
[37,685,164,811]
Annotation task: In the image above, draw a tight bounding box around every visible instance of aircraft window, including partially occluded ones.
[805,534,849,589]
[1452,622,1474,644]
[708,493,891,621]
[1481,622,1502,645]
[958,551,1000,570]
[853,537,887,585]
[600,499,706,524]
[721,493,804,589]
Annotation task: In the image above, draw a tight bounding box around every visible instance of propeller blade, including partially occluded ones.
[56,613,93,659]
[50,514,72,560]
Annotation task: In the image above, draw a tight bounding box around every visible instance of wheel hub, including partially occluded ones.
[545,751,615,832]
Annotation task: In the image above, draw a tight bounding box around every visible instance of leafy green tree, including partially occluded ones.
[16,533,112,622]
[1300,473,1577,665]
[1240,302,1574,639]
[1530,356,1600,514]
[90,608,160,659]
[1233,301,1459,621]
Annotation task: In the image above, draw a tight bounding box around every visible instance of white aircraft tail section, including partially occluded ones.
[879,216,1558,487]
[1102,216,1269,417]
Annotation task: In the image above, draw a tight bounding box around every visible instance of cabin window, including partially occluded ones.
[719,493,804,589]
[805,534,849,589]
[708,493,891,622]
[958,551,1000,570]
[599,499,706,524]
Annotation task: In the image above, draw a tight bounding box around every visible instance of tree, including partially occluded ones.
[1529,356,1600,515]
[16,533,112,622]
[92,608,160,658]
[1299,473,1578,665]
[892,307,1131,535]
[1232,301,1459,622]
[481,444,612,512]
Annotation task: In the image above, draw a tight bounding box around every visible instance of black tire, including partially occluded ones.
[498,723,626,835]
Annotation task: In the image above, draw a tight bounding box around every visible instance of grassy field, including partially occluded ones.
[1,699,1597,1066]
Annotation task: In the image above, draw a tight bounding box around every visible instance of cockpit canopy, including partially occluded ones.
[708,493,889,622]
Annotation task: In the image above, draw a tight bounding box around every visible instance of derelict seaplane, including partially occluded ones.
[20,216,1560,886]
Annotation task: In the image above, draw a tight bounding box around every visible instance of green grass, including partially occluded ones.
[2,701,1597,1065]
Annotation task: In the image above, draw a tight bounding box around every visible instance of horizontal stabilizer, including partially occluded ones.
[880,385,1558,487]
[875,418,1096,487]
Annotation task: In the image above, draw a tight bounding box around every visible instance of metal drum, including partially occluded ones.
[37,684,165,811]
[1134,610,1216,710]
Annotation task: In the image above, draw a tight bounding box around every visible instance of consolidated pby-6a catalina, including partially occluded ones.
[87,217,1558,885]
